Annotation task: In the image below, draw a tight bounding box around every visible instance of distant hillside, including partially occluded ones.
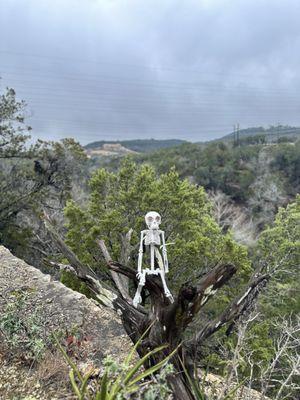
[85,139,187,153]
[217,125,300,143]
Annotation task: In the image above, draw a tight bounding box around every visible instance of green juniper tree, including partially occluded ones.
[258,194,300,317]
[42,158,273,400]
[0,86,87,264]
[64,159,251,289]
[225,197,300,398]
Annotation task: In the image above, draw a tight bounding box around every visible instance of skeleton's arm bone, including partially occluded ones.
[160,230,169,273]
[137,230,145,273]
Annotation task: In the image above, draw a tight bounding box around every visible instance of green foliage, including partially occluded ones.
[65,159,250,289]
[199,198,299,387]
[179,358,206,400]
[60,270,94,298]
[132,142,261,202]
[243,321,273,368]
[230,198,300,395]
[0,291,46,361]
[55,329,175,400]
[0,86,88,262]
[86,134,299,231]
[270,141,300,195]
[142,363,174,400]
[277,136,298,143]
[0,87,32,157]
[238,134,266,146]
[0,225,33,256]
[99,138,298,228]
[257,195,300,316]
[220,125,300,143]
[258,194,300,272]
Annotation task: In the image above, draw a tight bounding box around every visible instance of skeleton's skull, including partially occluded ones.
[145,211,161,230]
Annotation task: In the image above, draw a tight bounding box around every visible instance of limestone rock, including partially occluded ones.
[0,245,131,363]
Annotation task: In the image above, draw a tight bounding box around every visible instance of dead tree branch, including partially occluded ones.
[42,217,274,400]
[190,273,270,347]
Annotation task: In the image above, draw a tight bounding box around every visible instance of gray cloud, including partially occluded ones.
[1,0,300,144]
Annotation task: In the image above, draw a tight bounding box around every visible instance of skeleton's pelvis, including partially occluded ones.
[143,245,163,269]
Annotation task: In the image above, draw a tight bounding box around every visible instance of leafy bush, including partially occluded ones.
[0,291,46,362]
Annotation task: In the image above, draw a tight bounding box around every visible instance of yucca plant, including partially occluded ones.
[179,358,207,400]
[179,358,246,400]
[54,328,178,400]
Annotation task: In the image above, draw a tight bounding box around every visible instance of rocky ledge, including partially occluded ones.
[0,246,131,399]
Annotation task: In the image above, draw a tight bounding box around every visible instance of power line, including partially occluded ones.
[3,74,300,112]
[1,58,300,139]
[1,66,298,97]
[0,49,277,80]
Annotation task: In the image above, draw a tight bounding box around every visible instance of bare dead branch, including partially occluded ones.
[96,239,132,302]
[190,273,270,347]
[119,229,133,293]
[43,211,93,279]
[165,263,237,334]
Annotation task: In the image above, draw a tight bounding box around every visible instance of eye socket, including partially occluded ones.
[155,216,160,222]
[147,216,153,222]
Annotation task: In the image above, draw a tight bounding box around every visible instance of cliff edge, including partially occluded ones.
[0,246,131,399]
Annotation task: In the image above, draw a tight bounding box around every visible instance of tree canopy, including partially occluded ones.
[0,86,87,263]
[65,159,250,290]
[257,195,300,316]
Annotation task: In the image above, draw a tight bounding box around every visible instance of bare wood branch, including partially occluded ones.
[194,263,237,311]
[42,215,124,309]
[119,229,133,293]
[164,263,237,335]
[43,254,145,337]
[43,211,94,279]
[97,238,113,263]
[190,273,270,347]
[120,228,133,265]
[43,258,118,308]
[96,239,132,302]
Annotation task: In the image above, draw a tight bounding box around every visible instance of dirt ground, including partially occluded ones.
[0,352,73,400]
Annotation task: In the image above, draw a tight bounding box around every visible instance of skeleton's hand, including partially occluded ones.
[136,271,146,285]
[136,272,143,280]
[164,261,169,273]
[133,292,142,308]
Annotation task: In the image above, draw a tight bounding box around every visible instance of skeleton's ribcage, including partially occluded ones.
[144,230,161,246]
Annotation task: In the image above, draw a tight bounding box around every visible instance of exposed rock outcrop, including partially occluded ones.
[0,246,131,399]
[0,246,130,362]
[85,143,137,157]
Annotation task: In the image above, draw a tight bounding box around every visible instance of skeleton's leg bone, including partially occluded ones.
[160,231,169,273]
[159,271,174,303]
[133,271,146,308]
[133,284,143,307]
[154,247,164,270]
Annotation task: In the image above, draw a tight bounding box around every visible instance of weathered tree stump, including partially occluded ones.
[44,213,269,400]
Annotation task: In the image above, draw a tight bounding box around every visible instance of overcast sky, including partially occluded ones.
[1,0,300,144]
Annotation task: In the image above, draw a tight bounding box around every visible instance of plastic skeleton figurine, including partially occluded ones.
[133,211,174,308]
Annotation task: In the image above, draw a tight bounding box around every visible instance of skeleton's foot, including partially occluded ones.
[133,292,142,308]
